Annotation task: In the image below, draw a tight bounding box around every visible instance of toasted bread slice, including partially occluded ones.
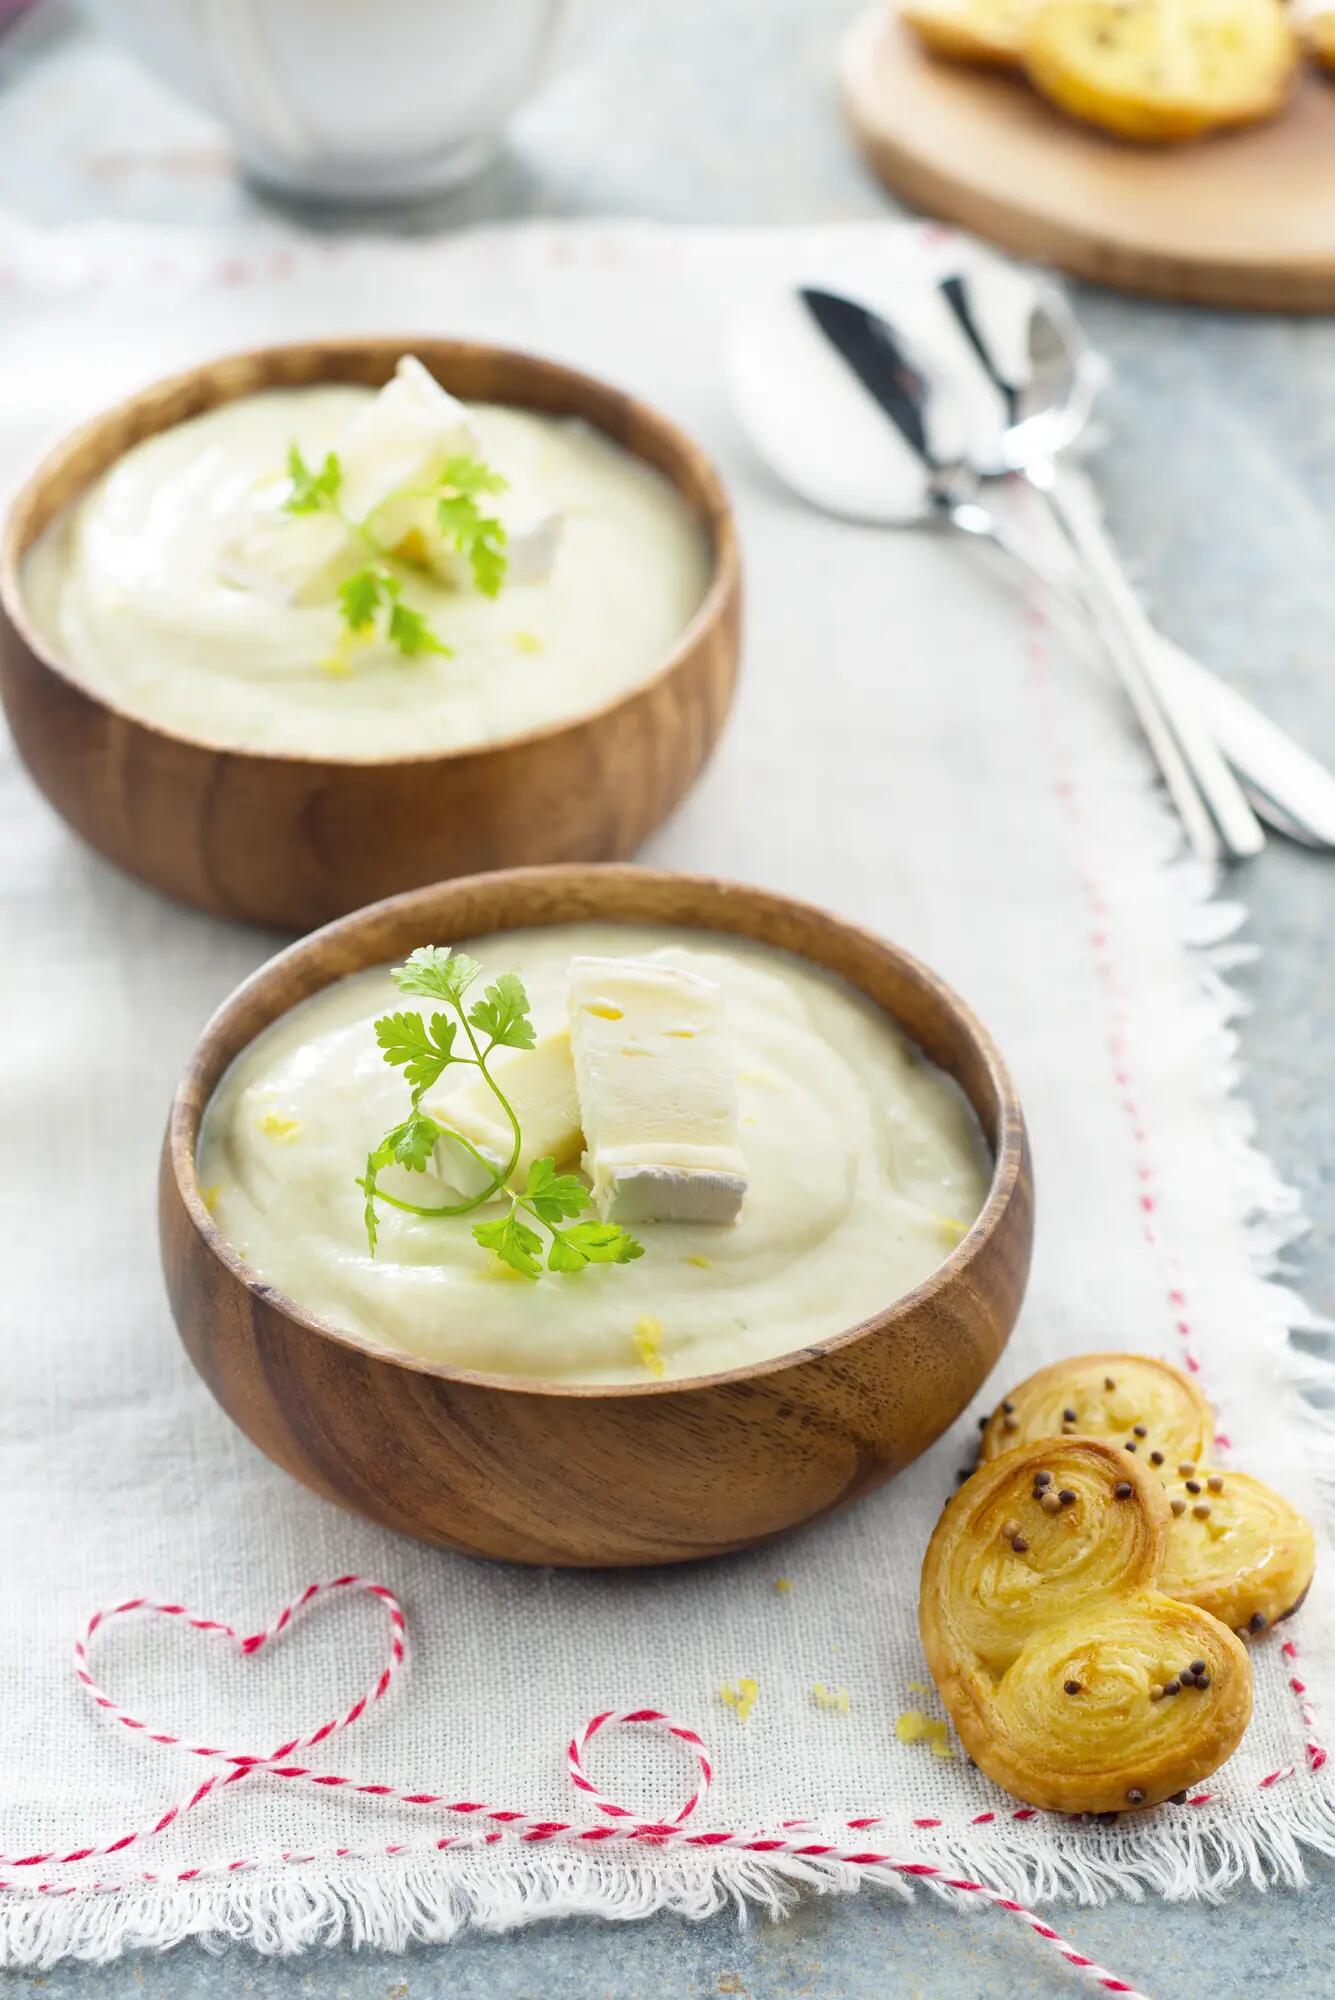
[1301,3,1335,72]
[1026,0,1297,141]
[901,0,1040,67]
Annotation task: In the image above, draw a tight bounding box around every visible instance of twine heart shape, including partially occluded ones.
[0,1574,1162,2000]
[5,1576,408,1871]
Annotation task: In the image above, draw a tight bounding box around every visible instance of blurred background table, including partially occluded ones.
[2,3,1333,1994]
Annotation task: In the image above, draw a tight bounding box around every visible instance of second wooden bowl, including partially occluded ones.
[0,342,740,932]
[161,866,1034,1566]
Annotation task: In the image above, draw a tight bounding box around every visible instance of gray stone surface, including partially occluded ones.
[1,2,1332,1994]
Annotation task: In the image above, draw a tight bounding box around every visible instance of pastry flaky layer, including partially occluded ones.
[921,1439,1252,1813]
[976,1351,1316,1640]
[979,1351,1214,1469]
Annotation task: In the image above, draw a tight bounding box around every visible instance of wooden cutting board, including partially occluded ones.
[842,1,1335,311]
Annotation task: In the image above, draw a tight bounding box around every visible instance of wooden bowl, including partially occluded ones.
[0,342,740,932]
[160,865,1034,1566]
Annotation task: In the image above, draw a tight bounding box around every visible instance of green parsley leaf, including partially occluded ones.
[384,1109,442,1173]
[392,947,482,1006]
[373,1009,457,1095]
[361,1132,397,1254]
[521,1155,590,1226]
[472,1210,544,1280]
[468,970,535,1051]
[435,489,509,600]
[558,1220,646,1266]
[468,522,508,600]
[338,566,385,632]
[388,598,450,658]
[545,1220,645,1273]
[546,1231,591,1274]
[440,454,508,498]
[285,444,342,515]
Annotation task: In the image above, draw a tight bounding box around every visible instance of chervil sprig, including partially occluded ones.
[358,946,642,1282]
[473,1157,646,1281]
[281,444,510,663]
[434,454,509,599]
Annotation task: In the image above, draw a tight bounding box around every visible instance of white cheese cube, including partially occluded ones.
[335,355,479,530]
[218,507,353,608]
[567,958,748,1227]
[420,1029,582,1201]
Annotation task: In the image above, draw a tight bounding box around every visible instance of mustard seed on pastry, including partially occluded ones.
[974,1351,1316,1645]
[1159,1467,1317,1636]
[921,1439,1252,1813]
[978,1352,1214,1469]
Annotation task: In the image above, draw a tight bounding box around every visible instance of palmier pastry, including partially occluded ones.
[976,1352,1316,1636]
[921,1439,1252,1813]
[978,1351,1213,1469]
[1159,1468,1316,1638]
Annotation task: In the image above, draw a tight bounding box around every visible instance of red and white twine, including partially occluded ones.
[0,1577,1159,2000]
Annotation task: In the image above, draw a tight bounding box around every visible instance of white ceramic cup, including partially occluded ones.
[78,0,597,203]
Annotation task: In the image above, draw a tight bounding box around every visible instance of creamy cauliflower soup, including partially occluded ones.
[23,358,711,758]
[196,923,992,1386]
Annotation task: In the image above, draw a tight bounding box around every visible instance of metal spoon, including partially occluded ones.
[729,287,1234,862]
[932,266,1335,848]
[936,270,1269,860]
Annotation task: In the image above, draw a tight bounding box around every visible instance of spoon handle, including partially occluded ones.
[1033,465,1264,863]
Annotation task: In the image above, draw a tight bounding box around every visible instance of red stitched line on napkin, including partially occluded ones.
[1021,584,1326,1792]
[0,1582,1154,2000]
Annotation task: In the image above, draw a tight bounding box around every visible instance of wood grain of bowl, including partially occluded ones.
[0,342,740,932]
[160,865,1034,1567]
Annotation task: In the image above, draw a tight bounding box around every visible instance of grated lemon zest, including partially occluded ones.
[511,628,545,654]
[685,1254,712,1270]
[936,1215,969,1246]
[392,527,430,568]
[259,1112,302,1142]
[719,1677,759,1723]
[318,653,353,678]
[907,1681,931,1696]
[633,1315,666,1379]
[773,1577,793,1595]
[811,1683,850,1715]
[896,1710,953,1757]
[200,1183,223,1215]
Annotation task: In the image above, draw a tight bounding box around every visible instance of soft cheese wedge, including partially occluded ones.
[218,356,478,608]
[337,356,562,586]
[223,355,564,605]
[334,355,479,529]
[1026,0,1296,141]
[567,957,748,1226]
[422,1029,582,1199]
[219,507,353,609]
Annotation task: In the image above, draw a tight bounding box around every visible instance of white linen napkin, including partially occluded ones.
[0,214,1330,1968]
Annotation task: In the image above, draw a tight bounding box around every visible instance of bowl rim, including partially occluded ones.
[0,335,740,772]
[166,864,1029,1403]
